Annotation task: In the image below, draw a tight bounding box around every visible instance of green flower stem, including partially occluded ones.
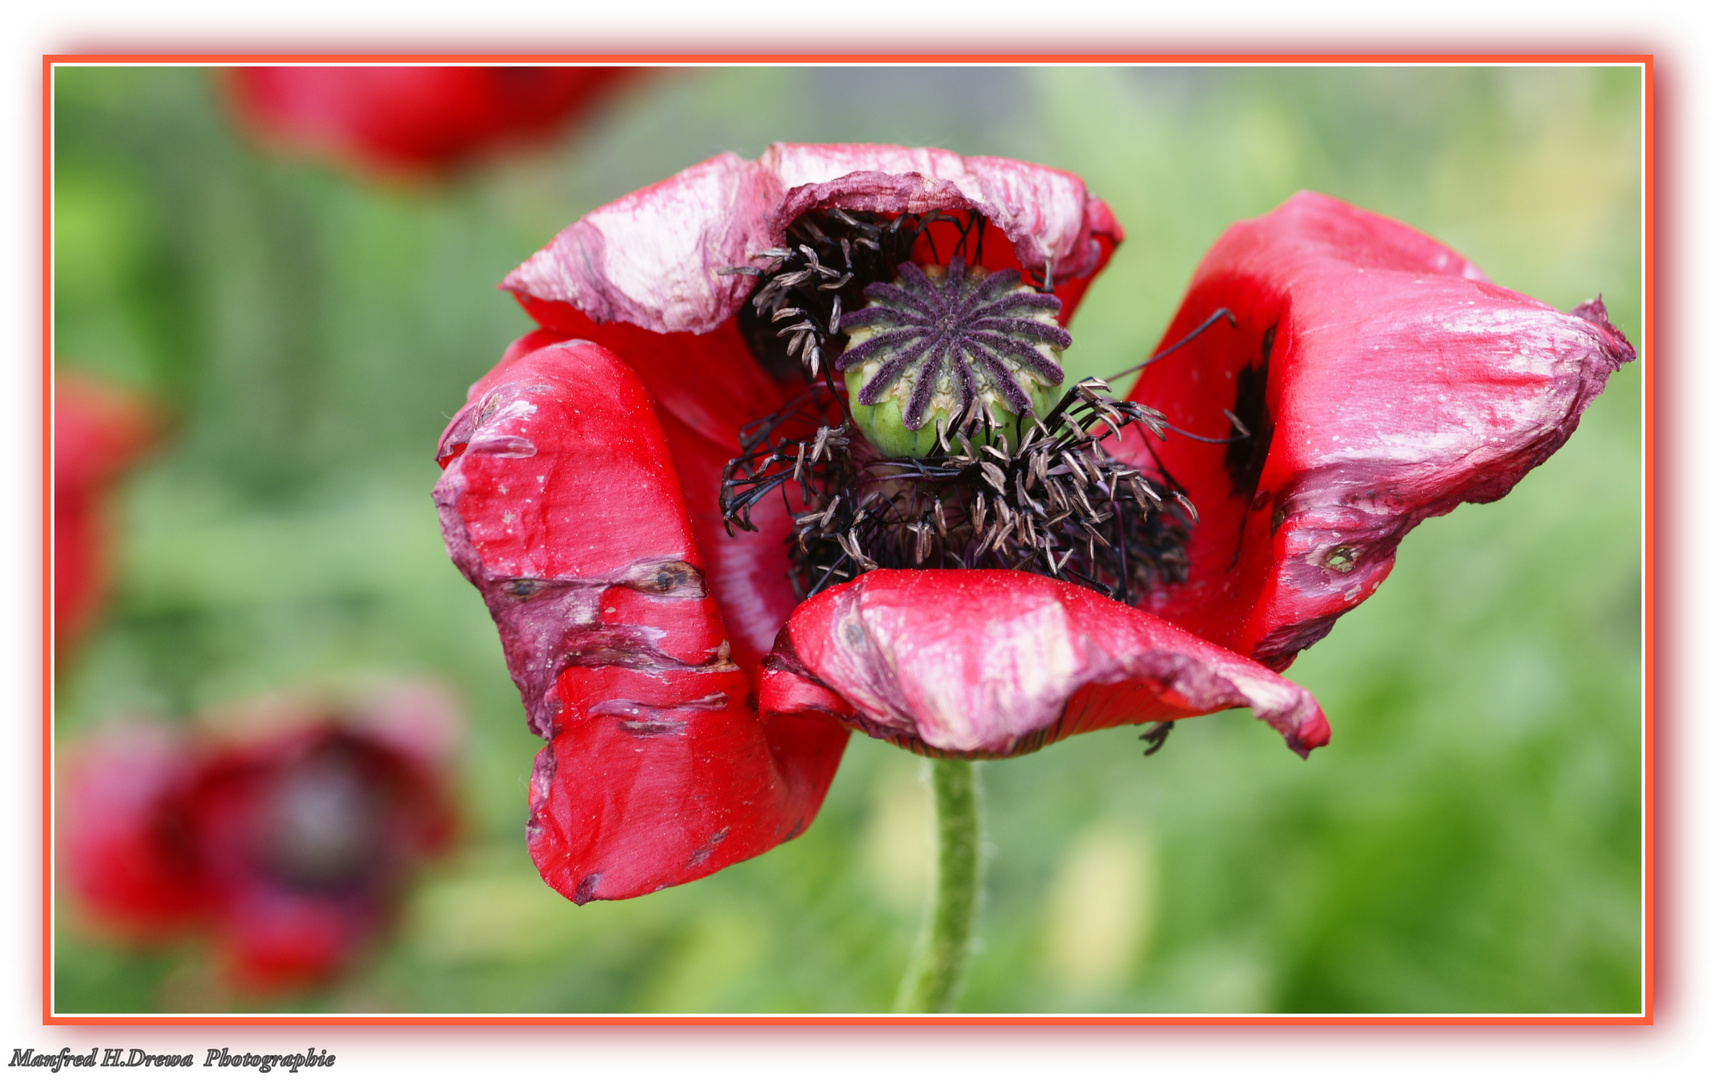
[894,757,981,1013]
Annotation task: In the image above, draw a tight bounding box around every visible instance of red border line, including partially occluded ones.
[41,53,55,1033]
[1641,54,1657,1026]
[44,53,1653,65]
[40,54,1655,1029]
[40,1014,1659,1027]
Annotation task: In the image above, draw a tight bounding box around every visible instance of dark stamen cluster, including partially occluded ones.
[720,209,994,382]
[720,378,1193,604]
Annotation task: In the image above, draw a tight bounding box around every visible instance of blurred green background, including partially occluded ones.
[52,65,1643,1014]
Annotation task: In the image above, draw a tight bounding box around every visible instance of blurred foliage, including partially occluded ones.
[52,65,1642,1015]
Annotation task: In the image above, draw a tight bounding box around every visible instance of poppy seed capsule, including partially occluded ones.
[837,258,1071,459]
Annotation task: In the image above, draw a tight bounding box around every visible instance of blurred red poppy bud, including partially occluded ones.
[224,65,634,181]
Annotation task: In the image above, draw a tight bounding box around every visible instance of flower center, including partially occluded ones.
[258,748,380,892]
[722,209,1194,606]
[723,380,1193,604]
[837,257,1069,459]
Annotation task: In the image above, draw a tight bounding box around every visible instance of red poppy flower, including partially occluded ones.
[435,144,1631,904]
[224,65,633,181]
[53,375,162,655]
[61,682,460,992]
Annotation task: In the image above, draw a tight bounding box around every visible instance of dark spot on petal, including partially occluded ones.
[619,559,705,598]
[1225,325,1276,499]
[572,872,602,905]
[649,564,693,593]
[503,578,544,600]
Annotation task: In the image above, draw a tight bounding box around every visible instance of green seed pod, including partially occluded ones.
[836,258,1071,459]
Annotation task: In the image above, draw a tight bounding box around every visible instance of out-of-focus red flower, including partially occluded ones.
[224,65,634,181]
[54,375,161,656]
[61,682,460,993]
[434,144,1632,904]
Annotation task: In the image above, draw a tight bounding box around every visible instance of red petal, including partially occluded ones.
[435,339,849,901]
[504,305,790,451]
[502,142,1123,336]
[1121,192,1634,669]
[462,327,801,675]
[224,66,632,179]
[763,569,1329,758]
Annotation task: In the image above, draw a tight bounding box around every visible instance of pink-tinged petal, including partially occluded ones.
[504,152,771,335]
[59,725,208,938]
[1121,192,1635,669]
[764,144,1121,285]
[763,569,1329,759]
[435,339,849,902]
[502,142,1123,337]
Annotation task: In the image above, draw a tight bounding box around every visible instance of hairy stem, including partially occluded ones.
[894,757,981,1013]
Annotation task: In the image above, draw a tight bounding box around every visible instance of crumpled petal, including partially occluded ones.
[502,142,1125,337]
[434,339,849,902]
[1119,191,1635,669]
[761,569,1330,758]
